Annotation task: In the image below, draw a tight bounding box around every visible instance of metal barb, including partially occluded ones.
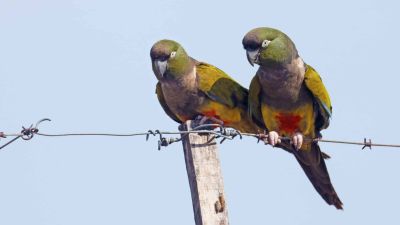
[20,118,51,141]
[235,130,243,140]
[154,130,164,150]
[35,118,51,129]
[362,138,372,150]
[146,130,156,141]
[21,125,34,140]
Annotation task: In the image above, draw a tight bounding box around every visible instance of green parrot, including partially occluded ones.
[150,39,260,134]
[242,27,343,209]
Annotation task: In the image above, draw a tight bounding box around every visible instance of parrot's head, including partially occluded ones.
[242,27,298,67]
[150,40,191,80]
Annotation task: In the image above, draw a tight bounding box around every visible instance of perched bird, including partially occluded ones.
[243,27,343,209]
[150,39,260,133]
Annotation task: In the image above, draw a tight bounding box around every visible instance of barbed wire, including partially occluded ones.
[1,118,400,151]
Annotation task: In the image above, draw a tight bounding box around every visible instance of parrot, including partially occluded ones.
[150,39,261,134]
[242,27,343,209]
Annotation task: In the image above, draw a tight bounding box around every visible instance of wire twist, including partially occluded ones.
[0,118,50,150]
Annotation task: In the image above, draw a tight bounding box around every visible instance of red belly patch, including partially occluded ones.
[275,113,302,134]
[201,110,231,125]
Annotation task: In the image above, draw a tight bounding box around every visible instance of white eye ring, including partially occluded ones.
[170,51,176,58]
[262,40,270,48]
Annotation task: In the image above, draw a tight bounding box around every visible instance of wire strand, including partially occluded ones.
[1,118,400,150]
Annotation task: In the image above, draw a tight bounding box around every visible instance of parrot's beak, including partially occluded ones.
[246,49,260,67]
[154,60,168,78]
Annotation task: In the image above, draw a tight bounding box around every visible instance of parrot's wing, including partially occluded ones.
[196,62,248,109]
[304,65,332,131]
[155,82,181,123]
[248,75,266,129]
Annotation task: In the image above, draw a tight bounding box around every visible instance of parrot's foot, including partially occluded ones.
[264,131,281,146]
[193,115,224,129]
[291,132,303,150]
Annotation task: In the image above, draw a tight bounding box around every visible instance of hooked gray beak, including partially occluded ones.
[246,49,260,67]
[153,60,168,78]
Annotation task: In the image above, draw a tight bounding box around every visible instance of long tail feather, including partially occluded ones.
[292,142,343,209]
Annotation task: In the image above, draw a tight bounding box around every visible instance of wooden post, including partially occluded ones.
[179,120,229,225]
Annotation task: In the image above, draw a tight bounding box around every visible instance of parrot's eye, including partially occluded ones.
[262,40,271,48]
[170,51,176,58]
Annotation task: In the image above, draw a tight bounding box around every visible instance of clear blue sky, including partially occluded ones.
[1,0,399,224]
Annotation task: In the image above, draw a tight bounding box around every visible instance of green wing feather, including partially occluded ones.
[248,75,266,129]
[304,65,332,130]
[155,82,181,123]
[196,62,248,109]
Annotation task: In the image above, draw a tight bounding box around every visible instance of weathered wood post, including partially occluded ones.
[179,120,229,225]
